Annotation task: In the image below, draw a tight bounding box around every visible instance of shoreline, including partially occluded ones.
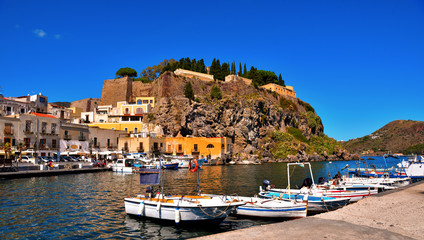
[193,180,424,240]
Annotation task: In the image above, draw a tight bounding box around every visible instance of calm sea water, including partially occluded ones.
[0,156,406,239]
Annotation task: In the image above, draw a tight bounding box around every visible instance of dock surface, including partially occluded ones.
[0,166,110,179]
[194,181,424,240]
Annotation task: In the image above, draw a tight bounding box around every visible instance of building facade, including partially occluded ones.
[164,137,232,159]
[89,127,124,153]
[224,75,252,85]
[60,123,90,154]
[260,83,296,98]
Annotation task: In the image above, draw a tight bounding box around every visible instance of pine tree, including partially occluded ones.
[210,85,222,100]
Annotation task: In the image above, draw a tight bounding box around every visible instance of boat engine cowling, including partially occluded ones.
[146,186,155,198]
[263,179,271,190]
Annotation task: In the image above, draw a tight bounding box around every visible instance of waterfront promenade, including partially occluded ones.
[194,181,424,240]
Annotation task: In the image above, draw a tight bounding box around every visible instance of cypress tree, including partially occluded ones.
[243,63,247,77]
[239,63,242,76]
[184,81,194,100]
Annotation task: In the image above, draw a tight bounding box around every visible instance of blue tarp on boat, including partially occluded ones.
[139,168,160,185]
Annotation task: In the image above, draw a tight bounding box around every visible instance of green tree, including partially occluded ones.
[116,67,137,78]
[210,85,222,100]
[239,63,242,76]
[184,81,194,101]
[278,74,285,86]
[243,64,247,77]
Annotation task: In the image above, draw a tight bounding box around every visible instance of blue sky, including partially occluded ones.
[0,0,423,141]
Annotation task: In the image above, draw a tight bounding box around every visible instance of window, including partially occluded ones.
[94,137,97,146]
[25,121,32,132]
[40,139,46,148]
[107,139,110,147]
[194,144,198,152]
[124,108,130,114]
[65,130,68,135]
[178,144,182,151]
[124,128,128,132]
[41,122,47,133]
[153,142,158,151]
[24,138,30,148]
[137,100,142,105]
[160,143,163,148]
[52,139,57,148]
[206,144,214,149]
[21,108,25,113]
[12,139,16,146]
[139,142,143,151]
[150,100,153,104]
[134,128,138,133]
[143,100,148,104]
[135,108,143,114]
[51,123,56,134]
[117,137,119,144]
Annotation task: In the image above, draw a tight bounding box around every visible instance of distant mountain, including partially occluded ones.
[342,120,424,154]
[51,102,71,108]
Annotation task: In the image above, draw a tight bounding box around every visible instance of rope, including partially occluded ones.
[198,202,232,218]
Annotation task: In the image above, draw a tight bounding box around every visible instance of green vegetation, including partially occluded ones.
[279,97,298,111]
[184,81,194,101]
[267,130,340,159]
[162,57,207,74]
[306,111,321,129]
[116,67,137,78]
[298,100,315,113]
[161,57,286,87]
[210,85,222,100]
[287,127,308,143]
[402,143,424,155]
[135,59,176,82]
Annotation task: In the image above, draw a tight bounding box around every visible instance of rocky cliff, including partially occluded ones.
[141,72,350,163]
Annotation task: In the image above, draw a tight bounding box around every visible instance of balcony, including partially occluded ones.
[78,135,86,141]
[107,145,116,150]
[64,135,72,140]
[191,148,200,153]
[3,129,14,135]
[23,129,34,134]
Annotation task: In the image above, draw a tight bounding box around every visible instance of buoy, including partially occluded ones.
[137,201,145,216]
[189,159,199,172]
[156,201,161,211]
[175,208,181,223]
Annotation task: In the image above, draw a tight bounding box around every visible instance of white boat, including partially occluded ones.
[124,163,244,224]
[163,155,192,168]
[220,195,307,218]
[125,194,244,224]
[111,159,134,173]
[396,156,424,181]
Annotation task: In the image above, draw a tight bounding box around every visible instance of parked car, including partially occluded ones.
[37,156,49,163]
[21,156,36,163]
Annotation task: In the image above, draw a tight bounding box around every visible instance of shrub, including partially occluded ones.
[288,127,308,143]
[210,85,222,100]
[280,97,298,111]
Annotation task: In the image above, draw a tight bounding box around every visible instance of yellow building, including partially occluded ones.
[260,83,296,98]
[88,122,145,134]
[118,136,166,154]
[68,107,83,121]
[165,137,232,159]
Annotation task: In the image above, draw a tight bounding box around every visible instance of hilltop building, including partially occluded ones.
[260,83,296,98]
[224,74,252,85]
[48,103,72,122]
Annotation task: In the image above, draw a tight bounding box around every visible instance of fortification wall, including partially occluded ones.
[130,81,152,103]
[100,76,132,106]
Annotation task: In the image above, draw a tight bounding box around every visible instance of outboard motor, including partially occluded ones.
[262,179,271,191]
[301,178,313,188]
[146,186,155,198]
[318,177,326,184]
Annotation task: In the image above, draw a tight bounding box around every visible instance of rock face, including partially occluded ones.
[141,72,332,163]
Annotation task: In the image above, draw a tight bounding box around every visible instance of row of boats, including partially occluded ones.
[110,153,205,173]
[124,161,417,225]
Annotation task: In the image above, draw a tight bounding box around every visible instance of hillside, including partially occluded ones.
[342,120,424,154]
[138,71,349,163]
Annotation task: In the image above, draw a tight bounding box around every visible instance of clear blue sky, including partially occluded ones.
[1,0,423,141]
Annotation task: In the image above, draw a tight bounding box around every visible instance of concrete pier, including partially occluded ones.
[0,166,110,179]
[194,181,424,240]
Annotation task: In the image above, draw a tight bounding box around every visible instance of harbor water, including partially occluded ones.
[0,157,407,239]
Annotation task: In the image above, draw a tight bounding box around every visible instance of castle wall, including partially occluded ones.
[100,76,132,106]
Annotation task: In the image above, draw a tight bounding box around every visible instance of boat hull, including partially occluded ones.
[112,166,133,173]
[124,197,241,224]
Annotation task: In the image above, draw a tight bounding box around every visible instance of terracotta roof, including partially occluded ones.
[31,113,57,119]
